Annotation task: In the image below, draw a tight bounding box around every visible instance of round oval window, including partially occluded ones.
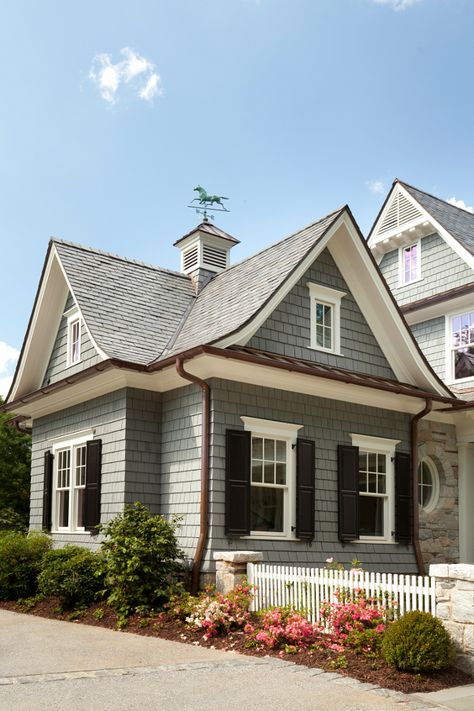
[418,458,439,512]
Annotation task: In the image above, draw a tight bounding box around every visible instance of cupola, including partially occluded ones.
[174,220,239,292]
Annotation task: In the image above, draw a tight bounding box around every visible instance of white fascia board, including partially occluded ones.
[215,212,346,348]
[53,245,109,361]
[328,215,452,397]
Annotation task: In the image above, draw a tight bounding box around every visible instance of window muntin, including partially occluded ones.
[351,434,399,543]
[53,436,90,532]
[450,310,474,381]
[250,436,287,533]
[307,283,346,355]
[400,242,420,285]
[66,312,82,367]
[418,458,439,512]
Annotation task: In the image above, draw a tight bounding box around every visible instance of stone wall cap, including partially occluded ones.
[430,563,474,581]
[213,551,264,563]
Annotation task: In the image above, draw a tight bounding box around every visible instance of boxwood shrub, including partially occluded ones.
[37,545,104,609]
[0,531,51,600]
[382,610,456,672]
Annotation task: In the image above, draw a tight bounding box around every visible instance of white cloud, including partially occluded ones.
[89,47,162,105]
[370,0,421,10]
[0,341,19,399]
[367,179,387,195]
[447,197,474,214]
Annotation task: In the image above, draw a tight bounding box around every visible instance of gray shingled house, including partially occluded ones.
[3,205,465,588]
[369,180,474,568]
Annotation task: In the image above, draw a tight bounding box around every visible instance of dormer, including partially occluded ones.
[369,181,434,263]
[174,220,239,292]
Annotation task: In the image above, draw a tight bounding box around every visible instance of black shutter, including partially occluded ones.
[225,429,251,536]
[296,438,315,541]
[395,451,412,543]
[42,451,54,532]
[338,444,359,542]
[84,439,102,532]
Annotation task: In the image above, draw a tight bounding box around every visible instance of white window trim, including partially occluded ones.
[307,282,346,355]
[66,310,82,368]
[418,456,440,514]
[445,307,474,385]
[52,431,92,533]
[241,416,303,541]
[398,240,422,287]
[350,433,400,545]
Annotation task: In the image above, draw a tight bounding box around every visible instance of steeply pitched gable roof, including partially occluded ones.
[54,240,194,364]
[165,208,345,357]
[399,181,474,256]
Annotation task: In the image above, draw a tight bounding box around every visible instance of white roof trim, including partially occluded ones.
[369,183,474,271]
[8,246,108,402]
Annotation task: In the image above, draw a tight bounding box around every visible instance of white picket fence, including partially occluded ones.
[247,563,436,623]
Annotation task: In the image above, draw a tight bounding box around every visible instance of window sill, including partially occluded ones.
[51,530,91,536]
[351,537,397,545]
[308,346,344,357]
[64,359,83,370]
[242,533,298,542]
[397,276,423,289]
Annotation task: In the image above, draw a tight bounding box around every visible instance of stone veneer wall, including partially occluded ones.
[418,420,459,567]
[430,563,474,675]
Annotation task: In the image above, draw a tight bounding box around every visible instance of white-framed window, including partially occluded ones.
[52,432,91,532]
[351,434,400,543]
[241,416,302,539]
[307,282,346,355]
[399,241,421,286]
[418,457,439,513]
[448,309,474,382]
[66,310,82,367]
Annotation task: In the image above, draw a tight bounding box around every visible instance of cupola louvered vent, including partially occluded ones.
[378,192,423,235]
[183,246,199,271]
[202,244,227,270]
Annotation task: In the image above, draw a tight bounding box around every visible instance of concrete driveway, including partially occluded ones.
[0,609,469,711]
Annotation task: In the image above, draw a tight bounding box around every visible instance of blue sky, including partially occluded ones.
[1,0,473,396]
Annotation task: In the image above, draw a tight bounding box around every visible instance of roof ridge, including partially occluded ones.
[397,180,474,216]
[51,238,191,280]
[202,206,345,282]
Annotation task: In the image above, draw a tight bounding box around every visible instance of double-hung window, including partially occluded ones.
[52,433,93,532]
[307,283,346,355]
[449,309,474,381]
[399,241,421,286]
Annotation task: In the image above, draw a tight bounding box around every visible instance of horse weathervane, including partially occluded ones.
[188,185,230,221]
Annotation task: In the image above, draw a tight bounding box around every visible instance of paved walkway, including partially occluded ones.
[0,609,472,711]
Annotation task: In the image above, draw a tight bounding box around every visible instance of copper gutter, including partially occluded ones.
[175,356,210,595]
[410,399,432,576]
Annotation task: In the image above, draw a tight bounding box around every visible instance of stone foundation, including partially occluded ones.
[214,551,263,594]
[430,563,474,675]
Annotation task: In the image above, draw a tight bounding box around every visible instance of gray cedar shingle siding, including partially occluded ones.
[205,378,416,575]
[248,248,396,380]
[53,240,194,364]
[42,293,101,386]
[379,233,473,307]
[410,318,446,382]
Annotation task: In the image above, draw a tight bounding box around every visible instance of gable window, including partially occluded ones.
[399,241,421,286]
[67,312,81,366]
[225,418,315,541]
[307,283,346,355]
[418,457,439,512]
[338,435,402,544]
[47,433,102,533]
[450,310,474,381]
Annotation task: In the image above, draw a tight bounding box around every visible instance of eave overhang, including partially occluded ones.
[1,345,460,426]
[402,282,474,325]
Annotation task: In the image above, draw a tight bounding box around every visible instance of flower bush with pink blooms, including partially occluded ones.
[253,608,321,650]
[320,589,388,655]
[181,584,253,640]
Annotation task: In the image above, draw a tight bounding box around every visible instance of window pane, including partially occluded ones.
[263,462,274,484]
[76,490,84,528]
[323,327,332,350]
[316,303,324,324]
[323,304,332,327]
[377,473,386,494]
[250,487,284,532]
[368,452,377,472]
[454,347,474,380]
[359,451,367,471]
[377,455,386,473]
[316,326,324,348]
[275,462,286,485]
[252,437,262,460]
[359,496,384,536]
[418,461,434,509]
[251,461,262,483]
[58,491,69,528]
[275,440,286,462]
[264,439,274,462]
[368,472,377,493]
[358,471,367,492]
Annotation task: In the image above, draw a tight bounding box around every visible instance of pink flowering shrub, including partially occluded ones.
[320,589,388,655]
[253,608,321,650]
[180,584,253,641]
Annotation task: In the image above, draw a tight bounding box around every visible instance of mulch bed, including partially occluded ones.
[1,598,472,694]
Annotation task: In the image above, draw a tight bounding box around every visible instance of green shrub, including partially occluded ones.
[0,507,28,533]
[37,546,104,609]
[0,531,51,600]
[100,502,184,616]
[382,611,456,672]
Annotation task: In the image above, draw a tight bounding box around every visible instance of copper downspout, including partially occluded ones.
[175,356,210,595]
[410,398,432,576]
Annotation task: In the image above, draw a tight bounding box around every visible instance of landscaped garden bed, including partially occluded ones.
[0,504,472,695]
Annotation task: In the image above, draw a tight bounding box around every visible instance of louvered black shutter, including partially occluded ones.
[225,429,251,536]
[84,439,102,532]
[42,451,54,532]
[395,451,412,543]
[338,444,359,542]
[296,438,315,541]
